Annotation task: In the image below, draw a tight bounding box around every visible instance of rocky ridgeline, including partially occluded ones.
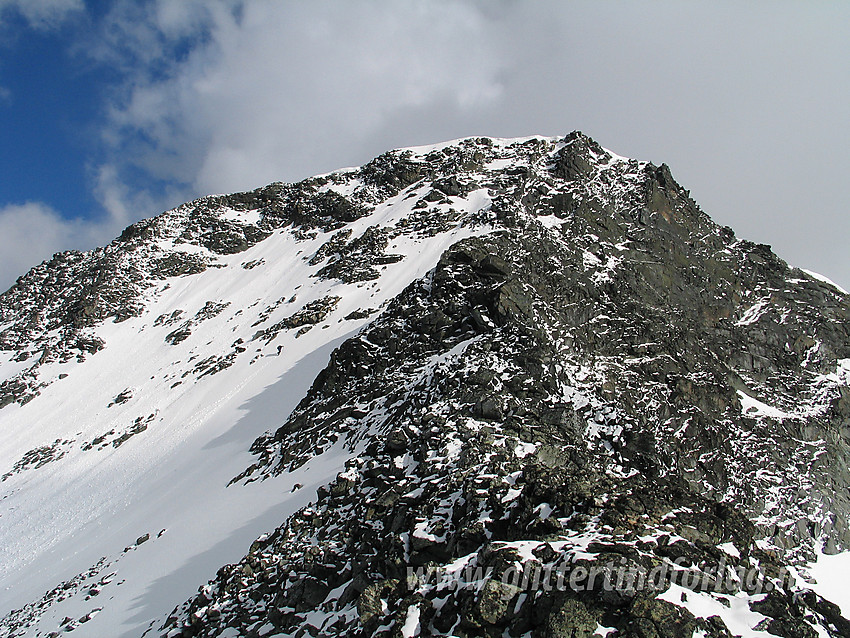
[0,134,498,410]
[0,132,558,414]
[138,135,850,636]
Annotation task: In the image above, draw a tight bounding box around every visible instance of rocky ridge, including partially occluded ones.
[165,135,849,636]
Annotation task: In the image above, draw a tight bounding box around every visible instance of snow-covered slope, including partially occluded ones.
[0,133,849,638]
[0,140,498,636]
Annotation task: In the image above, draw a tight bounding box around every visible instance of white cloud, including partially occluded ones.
[0,0,83,29]
[96,0,505,202]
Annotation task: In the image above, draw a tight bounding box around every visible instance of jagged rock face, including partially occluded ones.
[1,133,848,637]
[155,136,849,636]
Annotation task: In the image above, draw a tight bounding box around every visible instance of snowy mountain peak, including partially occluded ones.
[1,133,849,637]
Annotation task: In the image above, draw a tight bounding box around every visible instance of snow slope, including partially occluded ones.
[0,156,495,636]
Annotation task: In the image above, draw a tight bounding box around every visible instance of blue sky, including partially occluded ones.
[1,8,99,219]
[0,0,848,292]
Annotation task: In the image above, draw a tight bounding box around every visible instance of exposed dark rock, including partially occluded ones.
[2,439,74,481]
[253,296,341,344]
[315,226,404,283]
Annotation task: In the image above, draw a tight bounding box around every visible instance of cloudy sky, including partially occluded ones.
[0,0,848,291]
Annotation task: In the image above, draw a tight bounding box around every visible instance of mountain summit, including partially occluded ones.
[1,133,849,637]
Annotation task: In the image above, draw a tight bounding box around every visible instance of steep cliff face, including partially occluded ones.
[1,133,848,638]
